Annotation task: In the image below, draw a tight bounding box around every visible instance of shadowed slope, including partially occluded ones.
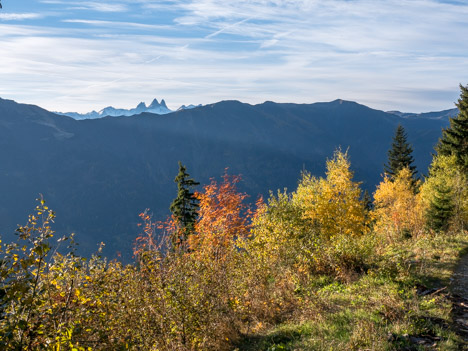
[0,98,451,258]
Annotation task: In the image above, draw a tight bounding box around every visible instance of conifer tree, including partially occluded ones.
[425,182,454,232]
[384,124,417,182]
[170,162,200,245]
[425,85,468,232]
[437,84,468,174]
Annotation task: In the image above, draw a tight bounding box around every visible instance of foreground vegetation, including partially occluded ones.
[0,157,466,350]
[237,232,468,350]
[1,85,467,350]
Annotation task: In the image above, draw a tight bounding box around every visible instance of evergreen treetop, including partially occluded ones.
[437,84,468,173]
[384,124,417,181]
[169,162,200,241]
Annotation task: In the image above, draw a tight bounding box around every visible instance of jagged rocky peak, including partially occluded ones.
[56,98,204,119]
[148,98,160,108]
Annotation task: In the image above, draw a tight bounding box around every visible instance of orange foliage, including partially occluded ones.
[189,170,253,255]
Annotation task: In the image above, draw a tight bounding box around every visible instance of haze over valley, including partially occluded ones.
[0,96,457,257]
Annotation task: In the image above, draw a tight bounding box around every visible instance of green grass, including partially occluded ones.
[235,232,468,351]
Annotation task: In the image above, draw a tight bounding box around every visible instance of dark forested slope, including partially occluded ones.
[0,97,454,257]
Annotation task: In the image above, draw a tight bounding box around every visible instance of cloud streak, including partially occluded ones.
[41,0,128,12]
[0,0,467,112]
[0,13,43,20]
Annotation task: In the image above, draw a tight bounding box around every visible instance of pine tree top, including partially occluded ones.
[437,84,468,172]
[169,162,200,235]
[384,124,417,180]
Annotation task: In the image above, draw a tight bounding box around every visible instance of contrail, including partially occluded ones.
[205,17,254,39]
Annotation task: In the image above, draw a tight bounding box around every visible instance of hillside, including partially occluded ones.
[0,97,454,257]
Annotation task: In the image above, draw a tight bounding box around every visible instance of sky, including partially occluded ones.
[0,0,467,113]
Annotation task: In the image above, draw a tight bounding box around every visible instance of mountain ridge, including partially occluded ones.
[54,97,458,121]
[56,98,201,120]
[0,96,454,259]
[386,108,458,120]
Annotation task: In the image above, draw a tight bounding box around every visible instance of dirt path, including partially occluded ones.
[450,253,468,344]
[452,253,468,299]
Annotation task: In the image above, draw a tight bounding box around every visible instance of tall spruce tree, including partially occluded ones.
[436,84,468,174]
[384,124,417,181]
[426,84,468,232]
[170,162,200,245]
[425,182,454,232]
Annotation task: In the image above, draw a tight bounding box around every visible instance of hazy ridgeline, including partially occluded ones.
[0,97,456,258]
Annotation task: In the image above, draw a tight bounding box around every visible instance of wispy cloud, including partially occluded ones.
[63,19,171,31]
[41,0,128,12]
[0,0,467,112]
[0,13,43,21]
[68,2,128,13]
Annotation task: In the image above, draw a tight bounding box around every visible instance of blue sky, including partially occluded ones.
[0,0,467,113]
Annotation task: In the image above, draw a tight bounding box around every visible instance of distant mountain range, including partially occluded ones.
[57,98,202,120]
[0,97,458,259]
[386,108,459,120]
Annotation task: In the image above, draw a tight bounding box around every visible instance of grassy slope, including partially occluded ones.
[236,233,468,351]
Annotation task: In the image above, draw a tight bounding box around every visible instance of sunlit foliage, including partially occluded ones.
[190,171,251,257]
[293,150,369,239]
[373,168,425,241]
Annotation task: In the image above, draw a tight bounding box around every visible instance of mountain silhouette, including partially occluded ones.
[0,97,454,259]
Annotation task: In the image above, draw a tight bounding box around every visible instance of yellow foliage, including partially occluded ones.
[247,191,308,264]
[373,168,424,240]
[244,150,373,283]
[293,150,368,239]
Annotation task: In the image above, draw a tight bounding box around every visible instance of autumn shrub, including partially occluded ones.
[0,200,191,350]
[0,199,79,350]
[373,167,425,242]
[0,157,381,350]
[293,151,369,239]
[292,150,371,276]
[239,192,310,324]
[0,199,137,350]
[133,250,241,349]
[131,172,257,349]
[189,172,251,254]
[241,151,376,320]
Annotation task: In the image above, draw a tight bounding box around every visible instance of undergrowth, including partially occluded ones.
[1,150,467,350]
[236,232,468,351]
